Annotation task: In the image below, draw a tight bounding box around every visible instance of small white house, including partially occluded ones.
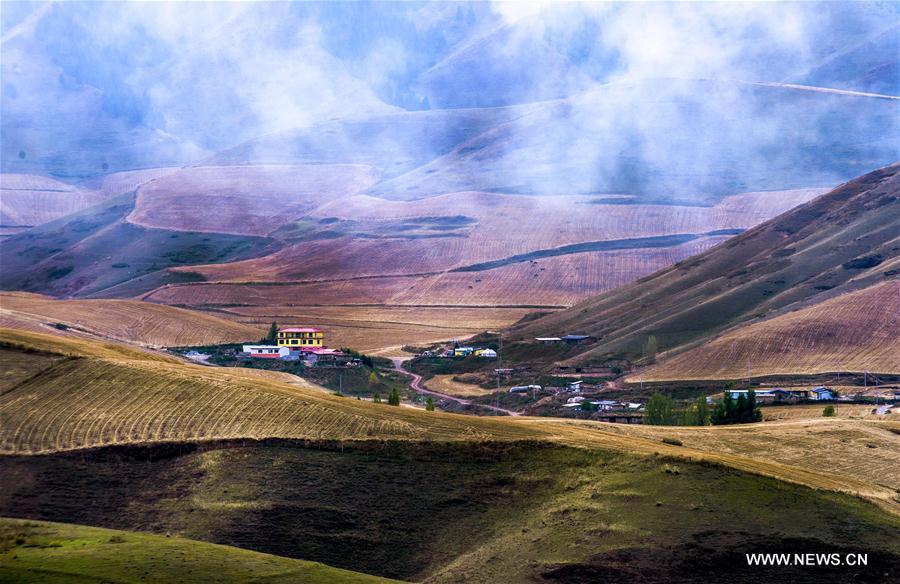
[476,348,498,358]
[510,384,541,394]
[242,345,282,359]
[567,381,583,392]
[809,387,835,401]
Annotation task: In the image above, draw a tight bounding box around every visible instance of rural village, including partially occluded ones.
[176,323,900,425]
[1,2,898,583]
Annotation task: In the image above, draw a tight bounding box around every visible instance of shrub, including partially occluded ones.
[823,405,835,417]
[662,437,683,446]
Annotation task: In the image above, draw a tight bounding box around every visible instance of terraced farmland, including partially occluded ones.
[0,329,547,455]
[637,281,900,381]
[0,174,107,233]
[0,292,263,347]
[180,188,824,283]
[128,164,380,236]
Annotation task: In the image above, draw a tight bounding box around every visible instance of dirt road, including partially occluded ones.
[391,358,520,416]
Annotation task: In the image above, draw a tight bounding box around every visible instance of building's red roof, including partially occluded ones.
[279,327,322,333]
[291,347,344,356]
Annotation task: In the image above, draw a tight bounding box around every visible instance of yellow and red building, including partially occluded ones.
[276,327,324,348]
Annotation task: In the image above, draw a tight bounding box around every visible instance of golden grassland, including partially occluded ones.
[762,404,900,421]
[0,517,399,583]
[635,281,900,381]
[426,375,496,397]
[0,292,263,347]
[1,328,898,514]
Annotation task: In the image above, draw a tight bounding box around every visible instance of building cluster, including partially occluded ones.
[436,346,498,358]
[726,387,835,403]
[242,327,354,367]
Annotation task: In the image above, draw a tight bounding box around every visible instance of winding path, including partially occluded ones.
[390,358,520,416]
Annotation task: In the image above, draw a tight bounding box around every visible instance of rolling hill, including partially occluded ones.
[635,281,900,381]
[0,292,263,347]
[512,163,900,369]
[2,328,899,581]
[0,174,109,238]
[0,518,398,584]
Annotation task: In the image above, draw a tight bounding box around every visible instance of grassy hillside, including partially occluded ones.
[0,292,263,347]
[0,518,398,583]
[1,441,898,583]
[635,281,900,381]
[0,193,279,298]
[1,327,898,513]
[512,164,900,366]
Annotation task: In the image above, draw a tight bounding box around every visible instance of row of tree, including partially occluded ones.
[644,389,761,426]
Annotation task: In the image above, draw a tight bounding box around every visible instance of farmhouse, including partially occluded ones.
[566,380,583,392]
[242,345,282,359]
[809,387,835,400]
[561,334,593,344]
[535,337,562,344]
[475,348,497,358]
[510,384,541,394]
[726,388,809,403]
[277,327,324,348]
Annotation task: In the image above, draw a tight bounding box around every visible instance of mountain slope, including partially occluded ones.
[511,164,900,365]
[0,292,263,347]
[0,518,398,584]
[635,280,900,381]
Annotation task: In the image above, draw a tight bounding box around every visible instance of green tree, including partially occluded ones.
[266,321,278,343]
[645,393,674,425]
[368,371,378,385]
[746,389,762,423]
[695,395,710,426]
[822,404,835,417]
[425,397,435,411]
[388,387,401,406]
[643,334,658,363]
[373,392,381,404]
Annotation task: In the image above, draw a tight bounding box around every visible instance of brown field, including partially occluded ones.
[209,305,533,356]
[0,174,108,228]
[761,404,899,421]
[77,167,181,197]
[588,417,900,494]
[0,292,263,347]
[148,239,727,308]
[127,164,380,236]
[427,375,496,397]
[2,328,898,513]
[178,188,824,283]
[635,281,900,381]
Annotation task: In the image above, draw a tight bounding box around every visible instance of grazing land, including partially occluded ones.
[0,517,397,583]
[635,281,900,381]
[1,328,898,514]
[0,292,263,347]
[1,441,898,583]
